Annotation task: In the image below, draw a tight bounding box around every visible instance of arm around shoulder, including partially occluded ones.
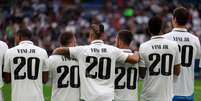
[52,47,70,58]
[126,52,140,64]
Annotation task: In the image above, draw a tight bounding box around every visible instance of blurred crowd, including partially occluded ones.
[0,0,201,55]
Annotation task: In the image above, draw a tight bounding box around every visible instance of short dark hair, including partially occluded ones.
[90,24,104,39]
[173,7,189,25]
[16,29,32,39]
[148,16,162,35]
[117,30,133,45]
[59,32,74,46]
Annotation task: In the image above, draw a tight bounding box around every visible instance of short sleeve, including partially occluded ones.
[174,44,181,65]
[1,42,8,66]
[3,50,11,73]
[116,48,129,64]
[42,50,49,72]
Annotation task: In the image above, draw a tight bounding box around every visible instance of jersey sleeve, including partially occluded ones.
[42,50,49,72]
[3,50,11,73]
[196,40,201,68]
[138,57,145,67]
[0,43,8,87]
[1,42,8,67]
[174,44,181,65]
[139,45,147,68]
[116,48,129,64]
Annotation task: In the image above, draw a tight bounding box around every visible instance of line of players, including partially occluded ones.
[0,6,200,101]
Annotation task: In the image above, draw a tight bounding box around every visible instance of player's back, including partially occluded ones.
[48,55,80,101]
[139,36,180,101]
[69,40,128,101]
[4,41,48,101]
[114,49,141,101]
[164,28,200,96]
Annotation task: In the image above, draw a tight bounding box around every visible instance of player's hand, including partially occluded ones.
[52,47,69,57]
[134,52,140,62]
[127,52,140,64]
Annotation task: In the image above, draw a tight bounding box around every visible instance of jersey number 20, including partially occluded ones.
[149,53,173,76]
[115,67,137,89]
[86,56,111,80]
[14,57,40,80]
[57,65,80,88]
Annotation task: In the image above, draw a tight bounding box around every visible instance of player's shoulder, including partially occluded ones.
[104,44,119,50]
[139,40,152,48]
[47,55,61,63]
[48,55,62,60]
[188,33,200,41]
[32,45,48,54]
[163,38,177,44]
[0,40,8,47]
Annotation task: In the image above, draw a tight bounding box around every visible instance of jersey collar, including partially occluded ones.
[19,40,34,45]
[172,28,187,32]
[151,35,164,39]
[91,40,104,44]
[120,49,132,53]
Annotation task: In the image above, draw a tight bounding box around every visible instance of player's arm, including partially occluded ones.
[42,51,50,84]
[43,72,48,84]
[3,72,11,83]
[3,51,11,83]
[138,57,146,79]
[174,64,181,76]
[174,43,181,76]
[53,47,70,58]
[125,52,140,64]
[200,68,201,78]
[139,67,147,79]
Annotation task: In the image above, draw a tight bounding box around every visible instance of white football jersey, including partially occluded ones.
[164,28,201,96]
[0,41,8,88]
[4,41,48,101]
[48,55,80,101]
[114,49,144,101]
[69,40,128,101]
[139,36,181,101]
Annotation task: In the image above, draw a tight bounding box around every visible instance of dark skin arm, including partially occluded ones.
[43,71,49,84]
[174,64,181,76]
[3,72,11,83]
[139,67,147,79]
[199,68,201,78]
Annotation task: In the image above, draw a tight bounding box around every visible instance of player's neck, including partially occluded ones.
[92,38,102,41]
[62,45,73,47]
[174,24,186,29]
[118,45,129,49]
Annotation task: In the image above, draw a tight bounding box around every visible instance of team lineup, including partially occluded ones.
[0,6,200,101]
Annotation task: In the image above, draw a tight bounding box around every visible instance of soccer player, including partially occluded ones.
[47,32,80,101]
[3,29,49,101]
[163,7,201,101]
[0,40,8,101]
[139,16,181,101]
[114,30,145,101]
[53,24,140,101]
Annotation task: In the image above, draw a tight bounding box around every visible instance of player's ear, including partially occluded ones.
[115,37,119,47]
[172,17,176,27]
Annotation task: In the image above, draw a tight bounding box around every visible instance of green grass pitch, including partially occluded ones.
[2,80,201,101]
